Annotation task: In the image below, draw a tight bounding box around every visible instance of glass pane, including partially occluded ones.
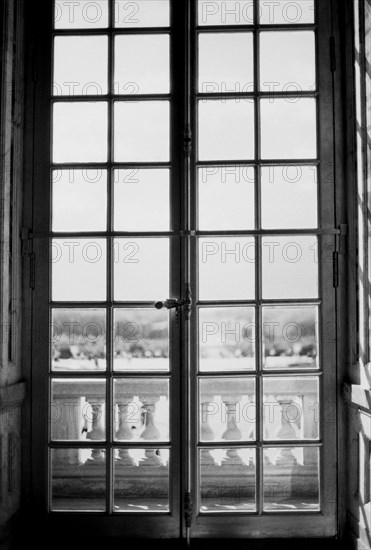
[114,169,169,231]
[114,238,169,301]
[114,308,169,372]
[199,378,256,442]
[262,236,318,299]
[115,35,169,95]
[52,169,107,232]
[260,98,317,160]
[51,379,106,441]
[198,33,253,94]
[263,376,319,440]
[199,307,255,372]
[199,448,256,512]
[260,31,316,92]
[198,166,255,231]
[53,102,108,163]
[51,448,106,511]
[55,0,109,29]
[198,100,255,161]
[263,447,320,511]
[53,36,108,96]
[115,0,170,28]
[198,0,254,25]
[52,309,106,371]
[259,1,315,24]
[114,378,169,442]
[52,239,107,301]
[261,166,318,229]
[114,448,169,512]
[114,101,169,162]
[198,237,255,300]
[262,306,319,370]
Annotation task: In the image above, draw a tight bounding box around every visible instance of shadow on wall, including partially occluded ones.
[345,380,371,550]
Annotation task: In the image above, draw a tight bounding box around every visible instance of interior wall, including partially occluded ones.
[0,0,25,546]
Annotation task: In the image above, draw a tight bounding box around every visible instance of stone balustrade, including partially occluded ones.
[51,378,319,508]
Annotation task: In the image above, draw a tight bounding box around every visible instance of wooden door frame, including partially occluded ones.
[21,0,349,541]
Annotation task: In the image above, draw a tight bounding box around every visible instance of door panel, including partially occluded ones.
[29,0,338,540]
[190,0,337,538]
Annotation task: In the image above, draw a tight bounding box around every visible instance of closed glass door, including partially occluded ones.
[29,0,338,540]
[190,0,337,538]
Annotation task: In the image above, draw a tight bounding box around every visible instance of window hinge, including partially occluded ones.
[330,36,336,72]
[184,491,193,528]
[333,224,347,288]
[21,228,35,290]
[184,124,192,156]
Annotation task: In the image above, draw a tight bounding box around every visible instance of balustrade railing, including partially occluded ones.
[51,379,319,509]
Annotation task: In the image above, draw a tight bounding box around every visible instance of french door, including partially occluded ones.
[28,0,339,540]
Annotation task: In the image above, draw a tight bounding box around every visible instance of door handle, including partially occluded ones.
[154,297,190,310]
[154,285,192,318]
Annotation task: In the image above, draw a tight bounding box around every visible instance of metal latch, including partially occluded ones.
[154,284,192,319]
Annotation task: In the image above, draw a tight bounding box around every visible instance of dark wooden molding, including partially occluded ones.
[0,381,25,411]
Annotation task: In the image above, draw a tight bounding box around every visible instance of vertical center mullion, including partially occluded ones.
[254,3,264,516]
[106,0,114,516]
[186,0,195,537]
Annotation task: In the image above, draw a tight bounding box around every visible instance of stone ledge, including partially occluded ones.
[0,381,26,411]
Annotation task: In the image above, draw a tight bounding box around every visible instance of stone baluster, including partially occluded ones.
[86,398,105,463]
[139,395,162,466]
[221,398,242,465]
[116,398,135,466]
[140,396,160,440]
[275,398,297,466]
[222,400,242,440]
[264,393,279,441]
[200,399,216,465]
[51,393,82,466]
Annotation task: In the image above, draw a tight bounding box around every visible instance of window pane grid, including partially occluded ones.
[195,0,320,516]
[47,0,326,520]
[49,0,173,514]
